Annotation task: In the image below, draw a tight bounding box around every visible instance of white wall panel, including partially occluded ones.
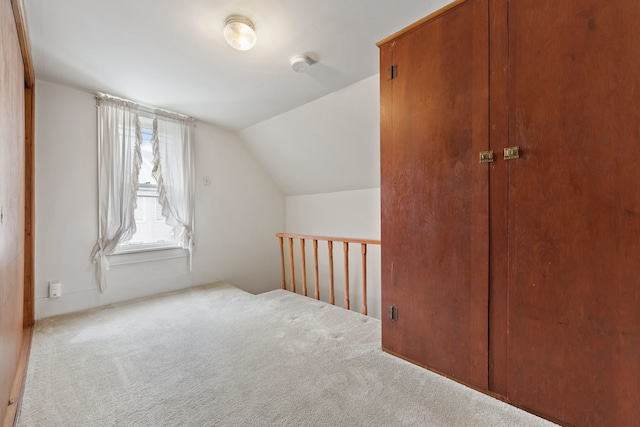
[34,80,285,318]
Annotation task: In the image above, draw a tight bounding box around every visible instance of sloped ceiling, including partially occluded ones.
[25,0,452,195]
[239,75,380,196]
[25,0,450,131]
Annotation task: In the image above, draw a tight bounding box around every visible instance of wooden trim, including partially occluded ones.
[287,238,296,293]
[299,239,307,296]
[279,236,286,290]
[328,241,335,305]
[2,327,32,427]
[380,345,563,426]
[342,242,350,310]
[377,0,470,47]
[22,86,34,328]
[2,1,30,423]
[488,0,510,396]
[276,233,380,246]
[10,0,35,330]
[312,240,319,300]
[277,233,378,315]
[381,345,508,401]
[361,244,368,316]
[10,0,34,88]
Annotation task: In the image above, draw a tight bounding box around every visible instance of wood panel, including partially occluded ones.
[0,0,26,424]
[23,85,34,328]
[10,0,34,88]
[12,0,35,328]
[3,327,32,427]
[377,0,469,48]
[380,0,490,389]
[11,1,33,421]
[487,0,509,397]
[507,1,640,424]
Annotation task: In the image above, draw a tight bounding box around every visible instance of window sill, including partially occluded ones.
[115,243,182,254]
[109,246,188,266]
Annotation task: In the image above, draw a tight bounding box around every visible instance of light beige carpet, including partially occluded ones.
[18,283,557,426]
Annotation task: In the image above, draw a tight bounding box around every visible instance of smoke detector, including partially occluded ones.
[290,55,313,72]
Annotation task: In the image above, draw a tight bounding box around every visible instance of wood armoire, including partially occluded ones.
[379,0,640,425]
[1,1,34,425]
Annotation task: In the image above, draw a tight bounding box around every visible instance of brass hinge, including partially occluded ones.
[387,65,398,80]
[387,306,399,321]
[479,150,494,163]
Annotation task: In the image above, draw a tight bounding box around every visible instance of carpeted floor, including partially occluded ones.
[18,283,557,426]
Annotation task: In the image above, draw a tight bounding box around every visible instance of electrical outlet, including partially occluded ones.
[49,281,61,298]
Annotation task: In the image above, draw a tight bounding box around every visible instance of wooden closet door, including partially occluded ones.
[380,0,490,389]
[506,1,640,424]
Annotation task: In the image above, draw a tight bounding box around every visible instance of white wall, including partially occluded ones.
[285,189,381,319]
[240,73,383,318]
[286,189,380,239]
[34,80,285,319]
[239,74,380,196]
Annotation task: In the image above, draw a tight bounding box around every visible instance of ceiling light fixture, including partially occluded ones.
[223,15,257,51]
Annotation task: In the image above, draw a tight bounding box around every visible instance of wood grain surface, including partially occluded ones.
[380,0,490,389]
[487,0,510,398]
[506,1,640,424]
[380,0,640,424]
[0,0,25,424]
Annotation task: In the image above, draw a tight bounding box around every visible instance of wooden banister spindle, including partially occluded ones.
[279,236,286,290]
[276,233,380,315]
[343,242,350,310]
[361,243,368,315]
[313,239,320,300]
[288,238,296,293]
[300,239,307,296]
[328,241,335,305]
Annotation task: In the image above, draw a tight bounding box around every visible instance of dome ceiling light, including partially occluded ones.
[223,15,257,51]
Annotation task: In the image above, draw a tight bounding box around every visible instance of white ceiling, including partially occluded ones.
[24,0,449,130]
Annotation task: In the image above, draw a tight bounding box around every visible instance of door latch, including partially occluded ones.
[479,151,494,163]
[504,146,520,160]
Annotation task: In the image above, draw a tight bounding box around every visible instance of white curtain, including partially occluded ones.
[90,95,142,292]
[152,114,195,265]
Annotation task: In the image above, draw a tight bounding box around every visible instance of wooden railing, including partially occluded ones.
[277,233,381,315]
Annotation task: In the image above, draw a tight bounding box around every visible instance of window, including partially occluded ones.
[115,116,180,253]
[91,93,195,292]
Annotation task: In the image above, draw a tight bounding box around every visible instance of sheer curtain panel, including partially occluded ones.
[91,94,142,292]
[152,114,195,265]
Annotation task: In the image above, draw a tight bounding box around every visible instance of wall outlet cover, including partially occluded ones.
[49,281,61,298]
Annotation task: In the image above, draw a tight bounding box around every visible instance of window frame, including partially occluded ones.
[112,115,181,255]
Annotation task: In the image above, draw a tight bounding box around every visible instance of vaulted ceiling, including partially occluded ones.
[25,0,449,130]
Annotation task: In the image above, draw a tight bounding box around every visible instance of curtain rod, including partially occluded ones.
[95,92,196,123]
